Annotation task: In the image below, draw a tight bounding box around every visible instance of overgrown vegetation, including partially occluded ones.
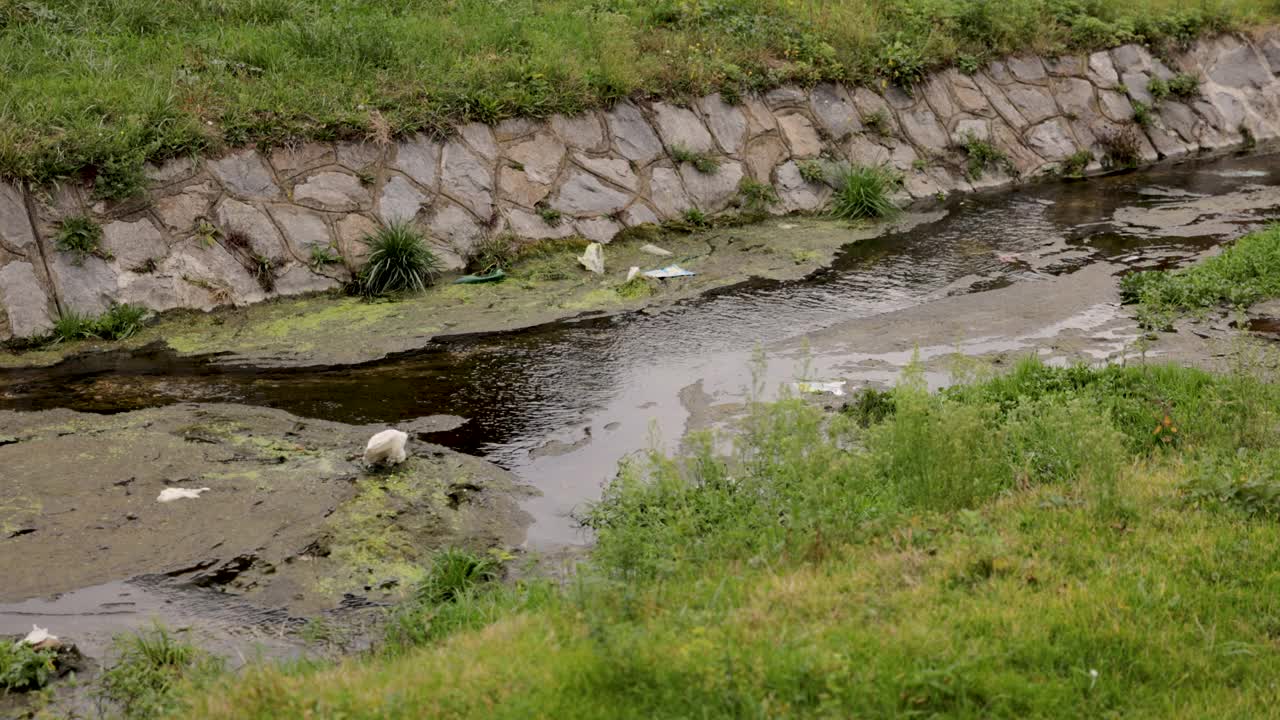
[1149,72,1200,101]
[1121,223,1280,329]
[48,303,148,344]
[0,642,58,693]
[1100,124,1143,168]
[861,109,892,136]
[1059,149,1093,177]
[308,244,341,270]
[54,215,107,264]
[356,222,443,297]
[466,234,517,273]
[737,178,778,215]
[1,0,1265,191]
[669,144,720,174]
[830,163,899,220]
[957,132,1009,180]
[184,342,1280,718]
[97,626,219,720]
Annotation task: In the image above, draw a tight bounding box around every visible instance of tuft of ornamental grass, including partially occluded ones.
[357,222,443,297]
[48,303,148,344]
[97,625,220,720]
[830,164,899,221]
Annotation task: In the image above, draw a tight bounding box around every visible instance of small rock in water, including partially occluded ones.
[364,428,408,466]
[639,243,672,257]
[579,243,605,274]
[157,487,211,502]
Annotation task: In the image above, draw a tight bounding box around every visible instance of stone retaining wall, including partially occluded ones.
[2,31,1279,342]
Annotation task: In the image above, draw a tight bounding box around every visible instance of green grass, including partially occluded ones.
[1121,224,1280,329]
[0,642,58,693]
[1,0,1270,193]
[180,349,1280,719]
[669,144,720,175]
[98,626,220,720]
[53,214,106,264]
[958,132,1010,180]
[356,222,443,297]
[1059,148,1094,177]
[830,163,899,220]
[48,303,148,344]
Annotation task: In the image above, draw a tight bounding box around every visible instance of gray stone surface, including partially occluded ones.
[0,182,35,250]
[1206,43,1274,89]
[336,141,383,170]
[921,77,956,121]
[440,140,494,219]
[742,96,777,135]
[574,154,639,191]
[144,156,199,186]
[494,117,540,142]
[427,201,484,257]
[102,219,167,270]
[506,208,574,240]
[1003,84,1059,124]
[293,172,369,212]
[0,261,53,338]
[274,264,340,296]
[765,86,807,108]
[209,150,281,199]
[379,176,427,224]
[154,184,216,233]
[743,135,788,182]
[897,107,949,152]
[335,214,379,268]
[699,94,748,155]
[607,102,664,164]
[809,83,861,140]
[1053,77,1099,122]
[551,113,606,151]
[945,70,991,116]
[621,202,660,227]
[497,166,551,208]
[271,205,333,254]
[551,169,631,217]
[394,135,441,190]
[459,123,499,162]
[651,102,715,153]
[774,161,829,213]
[271,144,333,178]
[506,133,566,185]
[973,74,1028,129]
[1098,89,1135,122]
[49,253,118,315]
[1025,118,1079,161]
[1122,71,1154,105]
[575,217,623,244]
[216,198,288,261]
[648,166,693,218]
[1087,51,1120,87]
[1111,44,1152,73]
[680,161,744,213]
[1046,55,1084,77]
[776,112,823,157]
[1007,56,1048,84]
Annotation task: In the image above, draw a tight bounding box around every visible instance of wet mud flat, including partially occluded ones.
[2,151,1280,709]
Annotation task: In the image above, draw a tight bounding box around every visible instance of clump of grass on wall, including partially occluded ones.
[830,164,900,221]
[357,222,443,298]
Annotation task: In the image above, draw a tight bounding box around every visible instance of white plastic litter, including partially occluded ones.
[794,380,846,397]
[578,243,605,274]
[642,264,696,279]
[626,266,640,282]
[157,487,211,502]
[364,428,409,466]
[996,252,1020,263]
[639,243,672,257]
[21,625,56,646]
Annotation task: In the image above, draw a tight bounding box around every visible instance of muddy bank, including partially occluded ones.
[1,213,940,370]
[0,404,531,614]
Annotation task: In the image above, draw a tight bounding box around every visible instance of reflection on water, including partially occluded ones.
[4,151,1280,545]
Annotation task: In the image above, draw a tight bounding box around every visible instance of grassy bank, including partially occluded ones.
[162,345,1280,719]
[1123,223,1280,329]
[2,0,1274,197]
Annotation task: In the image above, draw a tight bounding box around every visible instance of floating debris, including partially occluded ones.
[157,487,211,502]
[643,265,696,279]
[639,243,672,257]
[364,428,408,466]
[20,625,56,646]
[579,243,605,274]
[626,266,640,281]
[794,380,846,397]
